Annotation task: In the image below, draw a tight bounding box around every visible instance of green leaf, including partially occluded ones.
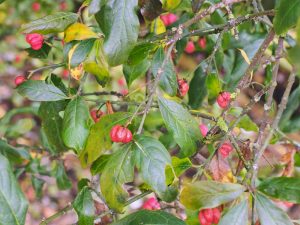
[165,157,192,185]
[39,101,68,154]
[0,140,24,164]
[132,135,171,195]
[158,96,202,157]
[80,112,132,167]
[62,97,91,153]
[25,43,51,59]
[17,80,68,102]
[0,154,28,225]
[287,44,300,75]
[111,210,186,225]
[70,39,97,67]
[152,47,178,96]
[95,0,140,66]
[219,200,248,225]
[89,0,107,14]
[280,80,300,131]
[90,154,111,175]
[100,144,135,212]
[32,176,45,199]
[273,0,300,35]
[73,187,95,225]
[123,59,151,87]
[235,115,258,132]
[257,177,300,203]
[180,181,245,210]
[224,33,265,90]
[55,161,72,190]
[127,42,157,65]
[255,192,293,225]
[21,12,79,34]
[188,66,207,109]
[206,73,221,104]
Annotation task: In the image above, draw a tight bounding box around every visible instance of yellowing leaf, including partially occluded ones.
[237,48,250,65]
[151,18,166,35]
[64,23,98,43]
[70,64,84,80]
[162,0,182,10]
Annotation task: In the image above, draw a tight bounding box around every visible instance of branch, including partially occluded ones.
[81,91,124,97]
[40,203,73,225]
[250,70,296,185]
[255,37,284,148]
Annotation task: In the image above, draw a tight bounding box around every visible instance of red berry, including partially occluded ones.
[142,197,160,210]
[121,89,129,96]
[167,13,178,25]
[62,69,69,79]
[178,79,189,96]
[198,208,221,225]
[160,13,177,26]
[118,78,126,86]
[110,125,133,143]
[184,41,196,54]
[212,208,221,224]
[15,55,21,63]
[25,33,44,50]
[216,91,231,109]
[32,2,41,12]
[199,124,208,137]
[59,2,68,10]
[219,142,233,158]
[15,75,26,86]
[90,110,104,123]
[198,37,207,49]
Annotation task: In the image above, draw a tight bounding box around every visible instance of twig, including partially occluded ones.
[81,91,124,97]
[250,70,296,185]
[27,63,65,79]
[40,203,73,225]
[255,37,284,148]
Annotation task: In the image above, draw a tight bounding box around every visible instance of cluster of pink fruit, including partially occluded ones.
[185,37,207,54]
[31,2,68,12]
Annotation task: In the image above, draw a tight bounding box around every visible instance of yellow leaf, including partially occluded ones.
[162,0,182,10]
[70,64,84,80]
[64,23,98,43]
[237,48,250,65]
[151,18,166,35]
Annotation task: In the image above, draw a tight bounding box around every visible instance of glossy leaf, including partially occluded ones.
[180,181,245,210]
[73,187,95,225]
[90,154,111,175]
[158,96,202,157]
[123,59,151,87]
[219,200,248,225]
[17,80,68,102]
[273,0,300,35]
[83,39,110,86]
[62,97,91,153]
[132,135,171,195]
[165,157,192,185]
[21,12,79,34]
[89,0,107,14]
[0,154,28,225]
[25,43,51,59]
[111,210,186,225]
[188,66,207,109]
[64,23,98,43]
[80,112,132,167]
[39,101,68,154]
[0,140,24,164]
[150,17,166,34]
[255,192,293,225]
[152,47,178,96]
[206,73,221,104]
[95,0,140,66]
[55,161,72,190]
[70,39,97,67]
[100,144,135,212]
[257,177,300,203]
[127,42,157,65]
